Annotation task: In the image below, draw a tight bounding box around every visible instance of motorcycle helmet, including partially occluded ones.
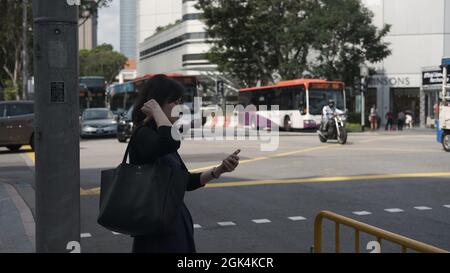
[328,99,335,108]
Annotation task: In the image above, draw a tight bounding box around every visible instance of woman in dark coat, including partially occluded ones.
[129,75,240,253]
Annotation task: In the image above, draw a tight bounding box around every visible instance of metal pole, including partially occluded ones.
[360,65,369,132]
[361,91,365,131]
[33,0,80,253]
[443,66,448,100]
[22,0,28,100]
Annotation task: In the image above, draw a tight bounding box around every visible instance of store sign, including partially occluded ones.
[422,70,450,86]
[369,77,411,87]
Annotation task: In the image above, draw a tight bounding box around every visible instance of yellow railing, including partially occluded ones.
[314,211,448,253]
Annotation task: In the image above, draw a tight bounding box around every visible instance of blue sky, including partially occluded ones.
[97,0,120,51]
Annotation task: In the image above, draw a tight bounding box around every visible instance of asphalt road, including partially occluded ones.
[1,129,450,253]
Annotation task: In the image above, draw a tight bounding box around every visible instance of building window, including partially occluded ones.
[182,54,207,62]
[182,13,203,21]
[140,32,209,58]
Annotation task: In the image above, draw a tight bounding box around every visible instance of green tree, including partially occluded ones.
[198,0,317,87]
[80,44,128,83]
[197,0,391,88]
[0,0,32,100]
[310,0,391,86]
[79,0,112,26]
[0,0,111,100]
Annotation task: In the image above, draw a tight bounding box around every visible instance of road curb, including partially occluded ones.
[1,182,36,252]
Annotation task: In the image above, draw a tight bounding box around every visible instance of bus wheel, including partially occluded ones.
[284,116,292,132]
[443,131,450,152]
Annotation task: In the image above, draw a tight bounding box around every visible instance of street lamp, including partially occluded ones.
[360,64,369,131]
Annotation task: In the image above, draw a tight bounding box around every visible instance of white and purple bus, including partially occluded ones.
[238,79,346,130]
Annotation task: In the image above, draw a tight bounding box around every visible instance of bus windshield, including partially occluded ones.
[308,88,345,115]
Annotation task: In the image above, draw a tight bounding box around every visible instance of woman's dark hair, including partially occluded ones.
[132,74,185,126]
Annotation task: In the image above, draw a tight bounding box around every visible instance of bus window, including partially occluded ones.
[239,91,254,107]
[184,86,197,104]
[294,92,307,114]
[308,88,345,115]
[255,90,268,108]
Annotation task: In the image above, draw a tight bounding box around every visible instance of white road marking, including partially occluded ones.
[288,216,307,221]
[112,232,121,235]
[444,205,450,208]
[414,206,432,211]
[218,222,236,227]
[252,219,272,224]
[352,211,372,216]
[81,233,92,238]
[384,208,404,213]
[194,224,202,229]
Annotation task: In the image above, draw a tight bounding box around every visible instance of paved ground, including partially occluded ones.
[1,128,450,253]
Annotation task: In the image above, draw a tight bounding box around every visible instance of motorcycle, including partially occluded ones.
[318,113,348,145]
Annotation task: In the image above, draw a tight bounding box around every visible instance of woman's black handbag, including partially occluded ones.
[97,127,189,236]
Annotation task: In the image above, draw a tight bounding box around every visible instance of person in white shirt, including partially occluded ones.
[318,99,344,135]
[370,105,378,131]
[405,113,413,129]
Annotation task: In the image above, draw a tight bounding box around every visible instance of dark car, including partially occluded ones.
[80,108,117,138]
[0,101,34,151]
[117,105,134,143]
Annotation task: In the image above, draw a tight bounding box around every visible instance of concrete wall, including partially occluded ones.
[137,0,182,44]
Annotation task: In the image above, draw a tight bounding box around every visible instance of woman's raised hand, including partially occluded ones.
[141,99,161,124]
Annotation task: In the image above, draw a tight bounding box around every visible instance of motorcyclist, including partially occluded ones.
[318,99,345,136]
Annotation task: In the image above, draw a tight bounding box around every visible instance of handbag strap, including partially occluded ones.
[122,125,146,164]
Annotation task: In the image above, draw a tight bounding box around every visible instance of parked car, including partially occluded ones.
[117,105,134,143]
[80,108,117,138]
[0,101,34,151]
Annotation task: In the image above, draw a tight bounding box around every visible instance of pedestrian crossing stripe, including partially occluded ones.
[384,208,404,213]
[353,211,372,216]
[414,206,432,210]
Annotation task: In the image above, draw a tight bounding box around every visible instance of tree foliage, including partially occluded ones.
[79,0,112,26]
[0,0,111,100]
[0,0,32,100]
[80,44,128,84]
[310,0,391,84]
[197,0,391,88]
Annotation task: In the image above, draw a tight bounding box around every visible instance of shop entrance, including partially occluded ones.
[390,88,420,125]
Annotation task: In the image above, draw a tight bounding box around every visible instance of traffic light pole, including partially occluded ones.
[22,0,28,100]
[361,89,365,131]
[360,65,369,132]
[33,0,80,252]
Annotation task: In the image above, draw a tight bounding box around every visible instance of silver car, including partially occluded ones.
[80,108,117,138]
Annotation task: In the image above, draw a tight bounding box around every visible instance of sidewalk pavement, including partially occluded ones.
[0,181,35,253]
[352,127,436,135]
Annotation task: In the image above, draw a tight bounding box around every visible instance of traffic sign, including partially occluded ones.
[216,80,224,96]
[442,57,450,66]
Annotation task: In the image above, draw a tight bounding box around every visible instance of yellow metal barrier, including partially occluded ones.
[314,211,448,253]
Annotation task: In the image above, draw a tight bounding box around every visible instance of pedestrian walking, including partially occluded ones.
[370,105,378,131]
[129,75,241,253]
[405,112,413,129]
[385,111,394,131]
[397,111,406,131]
